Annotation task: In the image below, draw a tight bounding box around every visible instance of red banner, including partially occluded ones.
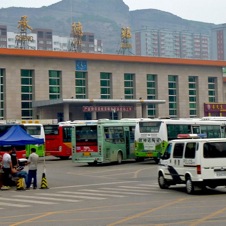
[82,106,133,112]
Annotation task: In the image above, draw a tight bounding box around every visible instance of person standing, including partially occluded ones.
[1,148,13,190]
[26,148,39,189]
[10,146,18,168]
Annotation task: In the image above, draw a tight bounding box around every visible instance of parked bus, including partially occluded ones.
[43,123,72,159]
[24,123,45,157]
[134,118,226,163]
[71,119,141,165]
[0,124,26,159]
[43,121,96,159]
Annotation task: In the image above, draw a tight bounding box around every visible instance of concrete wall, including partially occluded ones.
[0,55,223,120]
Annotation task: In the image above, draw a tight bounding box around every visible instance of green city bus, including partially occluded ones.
[24,123,45,157]
[134,118,226,163]
[71,119,140,165]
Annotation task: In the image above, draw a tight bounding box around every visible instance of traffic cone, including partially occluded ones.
[40,172,49,189]
[16,177,25,190]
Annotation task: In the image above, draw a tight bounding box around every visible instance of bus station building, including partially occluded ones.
[0,48,226,121]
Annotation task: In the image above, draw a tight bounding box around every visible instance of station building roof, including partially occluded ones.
[1,48,226,67]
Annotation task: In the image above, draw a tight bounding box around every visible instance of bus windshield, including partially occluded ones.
[76,125,97,142]
[139,121,161,133]
[25,125,41,136]
[43,125,59,135]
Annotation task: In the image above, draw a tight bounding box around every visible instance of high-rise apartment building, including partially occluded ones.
[0,25,7,48]
[133,28,210,59]
[32,28,53,50]
[1,25,103,53]
[211,24,226,60]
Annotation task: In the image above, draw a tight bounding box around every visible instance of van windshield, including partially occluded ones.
[204,142,226,158]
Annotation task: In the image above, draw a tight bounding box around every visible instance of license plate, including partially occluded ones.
[216,171,226,177]
[83,152,91,156]
[147,153,153,157]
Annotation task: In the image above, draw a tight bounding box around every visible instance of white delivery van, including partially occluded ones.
[158,138,226,194]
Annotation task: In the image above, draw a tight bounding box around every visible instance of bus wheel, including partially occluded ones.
[117,152,122,164]
[88,162,97,166]
[59,156,69,160]
[135,157,144,162]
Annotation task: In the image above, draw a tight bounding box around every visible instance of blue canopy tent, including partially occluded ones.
[0,125,44,146]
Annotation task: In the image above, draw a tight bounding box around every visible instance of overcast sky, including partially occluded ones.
[0,0,226,24]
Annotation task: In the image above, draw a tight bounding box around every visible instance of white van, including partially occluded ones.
[158,138,226,194]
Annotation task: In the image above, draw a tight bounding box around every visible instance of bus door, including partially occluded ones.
[192,126,200,134]
[124,126,130,158]
[221,125,226,138]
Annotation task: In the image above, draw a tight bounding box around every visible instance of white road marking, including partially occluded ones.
[0,202,30,207]
[118,185,157,191]
[59,191,125,198]
[0,197,56,205]
[13,195,81,203]
[80,188,146,195]
[50,181,139,189]
[40,193,106,200]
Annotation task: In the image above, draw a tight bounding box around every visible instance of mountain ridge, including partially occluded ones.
[0,0,216,53]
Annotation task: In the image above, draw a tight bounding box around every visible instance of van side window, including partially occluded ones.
[185,142,196,159]
[204,142,226,158]
[173,143,184,158]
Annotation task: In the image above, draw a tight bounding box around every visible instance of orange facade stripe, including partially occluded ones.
[1,48,226,67]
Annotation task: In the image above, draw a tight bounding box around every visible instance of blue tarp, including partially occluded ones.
[0,125,44,146]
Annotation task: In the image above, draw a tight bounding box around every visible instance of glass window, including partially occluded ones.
[173,143,184,158]
[147,74,157,117]
[25,126,41,136]
[49,70,61,100]
[139,121,161,133]
[208,77,217,103]
[63,126,72,142]
[124,73,134,99]
[100,72,111,99]
[43,125,59,135]
[0,69,4,119]
[204,142,226,158]
[168,75,178,117]
[104,126,124,143]
[167,124,192,140]
[185,142,196,158]
[21,69,33,119]
[75,71,86,99]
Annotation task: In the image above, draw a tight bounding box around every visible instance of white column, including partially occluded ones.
[92,111,97,120]
[118,111,122,119]
[136,104,142,118]
[142,104,147,118]
[63,103,69,121]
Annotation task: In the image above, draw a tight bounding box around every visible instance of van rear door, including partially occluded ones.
[201,141,226,179]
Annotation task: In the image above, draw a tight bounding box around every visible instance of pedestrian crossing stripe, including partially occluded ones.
[40,193,106,200]
[0,197,56,205]
[0,202,30,207]
[90,188,149,195]
[13,195,81,203]
[0,184,168,210]
[60,191,125,198]
[118,185,158,191]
